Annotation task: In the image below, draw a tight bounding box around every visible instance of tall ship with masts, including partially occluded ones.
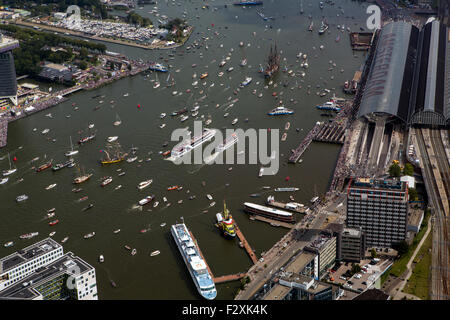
[264,44,280,78]
[216,201,236,238]
[73,165,93,184]
[100,142,128,165]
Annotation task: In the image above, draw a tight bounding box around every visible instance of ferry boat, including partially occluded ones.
[171,129,216,160]
[171,222,217,300]
[268,106,294,116]
[243,202,294,223]
[216,201,236,238]
[216,133,238,153]
[139,195,155,206]
[316,100,341,111]
[138,179,153,190]
[101,176,113,187]
[20,232,39,240]
[274,187,299,192]
[16,194,28,202]
[36,160,53,172]
[148,62,168,72]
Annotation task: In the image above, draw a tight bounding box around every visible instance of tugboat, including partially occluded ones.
[264,44,280,78]
[216,201,236,238]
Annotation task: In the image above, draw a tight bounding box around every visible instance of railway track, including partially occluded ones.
[416,128,449,299]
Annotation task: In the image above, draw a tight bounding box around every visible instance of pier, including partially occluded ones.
[234,223,259,265]
[249,215,295,229]
[313,123,346,144]
[288,122,322,163]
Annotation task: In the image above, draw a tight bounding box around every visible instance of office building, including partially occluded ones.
[341,227,366,262]
[0,33,19,113]
[347,178,408,248]
[0,238,98,300]
[304,232,337,278]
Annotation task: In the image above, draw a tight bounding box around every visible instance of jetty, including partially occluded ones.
[288,122,322,163]
[313,123,346,144]
[249,215,295,229]
[234,223,258,265]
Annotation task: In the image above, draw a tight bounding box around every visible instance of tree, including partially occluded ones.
[403,163,414,176]
[371,248,377,259]
[394,241,409,256]
[389,163,402,177]
[408,188,418,201]
[351,264,361,275]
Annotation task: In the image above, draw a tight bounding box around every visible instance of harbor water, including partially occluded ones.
[0,0,369,299]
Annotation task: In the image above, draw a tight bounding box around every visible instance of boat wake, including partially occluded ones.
[130,204,143,212]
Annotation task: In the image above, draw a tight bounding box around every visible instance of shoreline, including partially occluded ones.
[11,20,194,51]
[0,60,152,148]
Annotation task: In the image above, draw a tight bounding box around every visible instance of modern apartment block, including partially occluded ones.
[346,178,408,248]
[0,238,98,300]
[304,232,337,278]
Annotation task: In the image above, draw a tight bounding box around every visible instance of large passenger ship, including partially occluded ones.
[243,202,295,223]
[171,222,217,300]
[171,129,216,159]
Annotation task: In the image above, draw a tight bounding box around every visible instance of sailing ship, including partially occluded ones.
[264,44,280,78]
[65,136,78,157]
[216,201,236,238]
[100,143,128,165]
[2,152,17,176]
[73,166,93,184]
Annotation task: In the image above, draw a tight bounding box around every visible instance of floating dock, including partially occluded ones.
[234,223,258,264]
[249,215,295,229]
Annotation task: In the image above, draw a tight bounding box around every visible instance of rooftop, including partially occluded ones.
[0,34,19,54]
[285,251,316,274]
[306,233,335,251]
[351,178,406,191]
[0,252,93,300]
[342,227,362,237]
[0,238,61,274]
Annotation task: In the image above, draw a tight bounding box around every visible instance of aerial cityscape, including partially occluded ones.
[0,0,448,305]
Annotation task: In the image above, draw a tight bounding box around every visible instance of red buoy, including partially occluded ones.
[285,176,290,181]
[137,104,141,108]
[13,157,17,162]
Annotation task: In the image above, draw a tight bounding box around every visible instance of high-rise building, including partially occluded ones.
[346,178,408,248]
[0,238,98,300]
[0,33,19,113]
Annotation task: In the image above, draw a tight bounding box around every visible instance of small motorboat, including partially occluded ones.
[49,219,59,226]
[110,280,117,288]
[160,223,166,227]
[99,255,104,263]
[113,229,121,234]
[49,231,56,237]
[45,183,57,190]
[82,203,94,211]
[131,248,137,256]
[4,241,13,248]
[107,136,118,143]
[84,232,95,239]
[61,236,69,243]
[124,245,132,250]
[150,250,160,257]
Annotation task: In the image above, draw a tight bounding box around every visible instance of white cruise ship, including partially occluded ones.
[171,223,217,300]
[171,129,216,159]
[216,133,238,153]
